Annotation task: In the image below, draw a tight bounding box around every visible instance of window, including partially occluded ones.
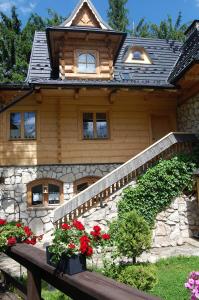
[124,46,152,64]
[78,52,96,73]
[83,112,109,139]
[132,50,144,61]
[27,179,64,207]
[10,112,36,140]
[74,176,101,194]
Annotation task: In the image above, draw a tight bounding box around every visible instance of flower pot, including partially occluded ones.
[46,246,87,275]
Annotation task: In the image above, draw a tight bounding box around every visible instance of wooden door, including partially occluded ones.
[151,115,172,143]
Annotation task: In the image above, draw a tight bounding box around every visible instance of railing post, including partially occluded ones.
[27,270,41,300]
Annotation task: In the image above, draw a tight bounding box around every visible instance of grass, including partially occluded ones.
[150,256,199,300]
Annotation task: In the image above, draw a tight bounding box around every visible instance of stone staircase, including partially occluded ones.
[53,132,198,227]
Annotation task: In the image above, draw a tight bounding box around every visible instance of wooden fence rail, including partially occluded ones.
[2,244,161,300]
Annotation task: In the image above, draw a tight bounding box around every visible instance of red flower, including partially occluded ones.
[80,235,90,243]
[68,243,76,249]
[24,226,32,237]
[16,223,22,228]
[62,223,71,230]
[24,239,30,244]
[7,237,17,246]
[86,247,93,257]
[30,237,37,245]
[101,234,110,240]
[73,220,85,231]
[93,225,101,232]
[0,219,6,226]
[90,231,101,238]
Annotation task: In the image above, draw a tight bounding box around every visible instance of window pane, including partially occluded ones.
[24,112,36,139]
[32,185,43,205]
[133,51,143,60]
[78,63,87,73]
[77,182,89,193]
[96,113,108,139]
[48,184,60,204]
[87,54,95,64]
[86,63,96,73]
[78,54,87,63]
[83,113,94,139]
[10,113,21,139]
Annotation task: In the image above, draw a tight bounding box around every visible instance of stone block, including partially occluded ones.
[29,218,44,235]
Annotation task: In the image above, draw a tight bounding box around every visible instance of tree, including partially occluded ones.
[107,0,129,32]
[132,18,151,38]
[150,12,188,41]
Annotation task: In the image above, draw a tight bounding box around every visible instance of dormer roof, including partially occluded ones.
[60,0,112,30]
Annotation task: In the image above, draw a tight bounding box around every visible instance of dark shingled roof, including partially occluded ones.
[27,31,182,88]
[169,21,199,83]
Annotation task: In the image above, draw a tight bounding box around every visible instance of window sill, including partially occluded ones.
[27,205,60,211]
[9,139,37,142]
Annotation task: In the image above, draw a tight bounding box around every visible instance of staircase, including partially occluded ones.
[53,132,198,227]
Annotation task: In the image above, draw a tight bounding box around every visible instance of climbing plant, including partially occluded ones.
[118,155,197,226]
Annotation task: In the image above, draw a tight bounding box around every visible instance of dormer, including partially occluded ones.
[124,46,152,64]
[46,0,126,80]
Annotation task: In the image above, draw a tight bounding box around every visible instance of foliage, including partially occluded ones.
[49,220,110,263]
[118,155,196,226]
[101,261,157,292]
[0,7,65,83]
[118,264,157,291]
[0,219,39,252]
[107,0,129,31]
[109,210,151,262]
[132,12,188,41]
[185,271,199,300]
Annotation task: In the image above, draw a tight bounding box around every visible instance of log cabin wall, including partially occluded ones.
[0,88,177,166]
[59,37,114,80]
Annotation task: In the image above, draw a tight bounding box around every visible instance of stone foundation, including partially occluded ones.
[178,94,199,134]
[0,164,119,235]
[153,195,199,248]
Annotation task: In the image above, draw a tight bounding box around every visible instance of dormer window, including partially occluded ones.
[78,52,96,73]
[132,50,144,61]
[124,46,152,64]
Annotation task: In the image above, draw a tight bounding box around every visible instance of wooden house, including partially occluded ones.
[0,0,199,234]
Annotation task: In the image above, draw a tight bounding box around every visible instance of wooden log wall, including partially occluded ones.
[0,89,177,166]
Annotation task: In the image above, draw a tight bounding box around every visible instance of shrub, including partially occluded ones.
[102,262,157,292]
[118,264,157,291]
[118,156,196,226]
[109,210,151,263]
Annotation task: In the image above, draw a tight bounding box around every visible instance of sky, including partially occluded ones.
[0,0,198,27]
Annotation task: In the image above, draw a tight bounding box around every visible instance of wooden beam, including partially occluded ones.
[178,82,199,105]
[74,89,80,100]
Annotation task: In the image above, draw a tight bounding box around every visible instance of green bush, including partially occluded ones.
[109,210,151,262]
[118,156,196,226]
[102,262,157,292]
[118,264,157,291]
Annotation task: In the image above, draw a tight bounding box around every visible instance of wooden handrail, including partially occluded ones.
[54,132,198,225]
[4,244,161,300]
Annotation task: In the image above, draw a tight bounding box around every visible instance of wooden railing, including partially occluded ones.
[54,132,198,226]
[1,244,161,300]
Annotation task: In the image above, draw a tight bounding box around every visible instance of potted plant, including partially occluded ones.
[47,220,110,275]
[0,218,40,252]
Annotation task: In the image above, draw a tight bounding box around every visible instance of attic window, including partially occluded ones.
[78,52,96,74]
[132,50,144,61]
[125,47,152,64]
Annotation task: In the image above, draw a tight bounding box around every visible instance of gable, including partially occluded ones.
[61,0,111,30]
[71,3,100,28]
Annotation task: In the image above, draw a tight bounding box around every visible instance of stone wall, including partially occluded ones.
[0,164,119,235]
[178,94,199,134]
[79,187,199,249]
[153,195,199,248]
